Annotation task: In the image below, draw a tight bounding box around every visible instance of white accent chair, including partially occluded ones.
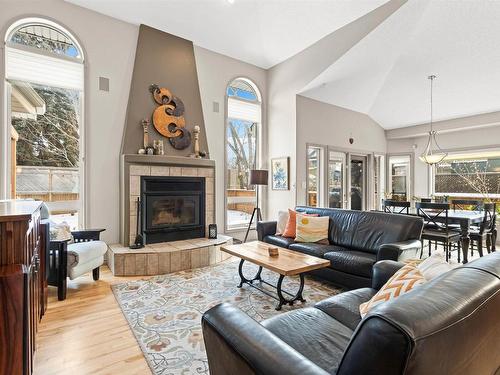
[49,229,106,300]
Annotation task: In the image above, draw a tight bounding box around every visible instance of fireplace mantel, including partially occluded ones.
[120,154,216,246]
[123,154,215,168]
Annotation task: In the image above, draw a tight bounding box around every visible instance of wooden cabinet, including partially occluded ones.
[0,200,46,375]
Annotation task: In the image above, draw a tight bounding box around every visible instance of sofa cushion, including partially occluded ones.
[67,240,108,268]
[314,287,376,330]
[324,250,377,278]
[289,243,347,259]
[261,307,353,374]
[262,235,295,248]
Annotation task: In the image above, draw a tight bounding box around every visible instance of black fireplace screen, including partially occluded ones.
[141,176,205,244]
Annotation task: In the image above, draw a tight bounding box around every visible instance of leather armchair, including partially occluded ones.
[202,253,500,375]
[202,304,329,375]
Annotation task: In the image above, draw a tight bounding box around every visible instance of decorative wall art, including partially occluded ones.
[271,157,290,190]
[149,84,192,150]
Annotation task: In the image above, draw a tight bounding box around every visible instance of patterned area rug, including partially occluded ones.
[112,260,341,375]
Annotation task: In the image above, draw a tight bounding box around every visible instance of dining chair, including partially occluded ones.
[469,203,496,257]
[416,202,461,262]
[451,199,483,211]
[382,199,410,214]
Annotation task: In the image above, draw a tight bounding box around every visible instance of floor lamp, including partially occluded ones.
[244,169,268,242]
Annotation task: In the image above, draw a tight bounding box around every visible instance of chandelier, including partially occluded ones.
[419,75,447,165]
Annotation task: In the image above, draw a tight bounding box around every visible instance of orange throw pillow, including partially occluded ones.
[282,209,318,238]
[359,263,425,318]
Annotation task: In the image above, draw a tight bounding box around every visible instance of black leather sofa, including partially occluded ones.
[257,206,424,289]
[202,252,500,375]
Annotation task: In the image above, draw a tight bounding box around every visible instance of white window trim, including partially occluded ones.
[224,78,262,233]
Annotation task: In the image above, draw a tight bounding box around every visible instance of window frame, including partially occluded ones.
[224,77,262,232]
[430,148,500,199]
[2,17,87,228]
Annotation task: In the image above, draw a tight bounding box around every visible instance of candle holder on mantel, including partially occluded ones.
[190,125,201,158]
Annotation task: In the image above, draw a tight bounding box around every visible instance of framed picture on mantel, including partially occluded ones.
[271,157,290,190]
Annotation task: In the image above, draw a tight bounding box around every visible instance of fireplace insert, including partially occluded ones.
[141,176,205,244]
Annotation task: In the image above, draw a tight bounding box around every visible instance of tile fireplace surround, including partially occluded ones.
[120,154,216,246]
[109,154,227,276]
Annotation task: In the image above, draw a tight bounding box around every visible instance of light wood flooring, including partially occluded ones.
[34,266,152,375]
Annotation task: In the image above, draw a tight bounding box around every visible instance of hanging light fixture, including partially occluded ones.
[419,75,447,165]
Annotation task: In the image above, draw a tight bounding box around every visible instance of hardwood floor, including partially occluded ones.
[34,266,151,375]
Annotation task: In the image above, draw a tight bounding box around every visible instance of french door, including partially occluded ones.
[327,151,346,208]
[349,155,367,211]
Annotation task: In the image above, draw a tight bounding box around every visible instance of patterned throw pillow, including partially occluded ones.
[275,210,289,235]
[49,221,73,242]
[282,209,318,238]
[359,263,426,318]
[295,214,329,244]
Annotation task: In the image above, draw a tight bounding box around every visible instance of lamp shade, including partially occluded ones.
[250,169,268,185]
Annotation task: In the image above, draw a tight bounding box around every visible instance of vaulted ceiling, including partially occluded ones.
[300,0,500,129]
[65,0,387,69]
[67,0,500,130]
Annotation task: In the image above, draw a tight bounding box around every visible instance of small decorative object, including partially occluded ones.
[138,118,150,154]
[349,137,354,144]
[199,150,207,158]
[153,140,164,155]
[271,157,290,190]
[208,224,217,239]
[268,246,279,257]
[149,84,192,150]
[419,75,447,165]
[191,125,201,158]
[146,146,155,155]
[244,169,268,242]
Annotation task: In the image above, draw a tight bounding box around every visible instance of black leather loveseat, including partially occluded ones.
[257,206,424,289]
[202,252,500,375]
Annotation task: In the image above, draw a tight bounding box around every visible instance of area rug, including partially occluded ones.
[112,260,341,375]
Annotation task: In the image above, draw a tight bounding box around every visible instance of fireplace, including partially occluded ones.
[141,176,205,244]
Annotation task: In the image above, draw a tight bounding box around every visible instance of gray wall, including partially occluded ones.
[296,95,386,205]
[0,0,138,243]
[194,46,267,241]
[122,25,208,156]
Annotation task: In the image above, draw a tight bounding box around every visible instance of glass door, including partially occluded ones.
[350,155,367,210]
[328,151,346,208]
[388,155,411,201]
[307,145,323,207]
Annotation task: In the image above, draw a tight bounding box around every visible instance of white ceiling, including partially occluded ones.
[64,0,388,69]
[300,0,500,129]
[66,0,500,129]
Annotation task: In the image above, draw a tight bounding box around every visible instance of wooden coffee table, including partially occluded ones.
[221,241,330,310]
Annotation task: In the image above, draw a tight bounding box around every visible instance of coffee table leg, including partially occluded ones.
[275,273,306,311]
[238,259,263,287]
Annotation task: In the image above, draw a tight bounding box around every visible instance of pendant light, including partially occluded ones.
[419,75,447,165]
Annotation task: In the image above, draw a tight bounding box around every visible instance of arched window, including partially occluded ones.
[4,18,84,229]
[225,78,262,231]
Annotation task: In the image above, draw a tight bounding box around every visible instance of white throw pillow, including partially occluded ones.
[417,251,455,280]
[275,210,289,235]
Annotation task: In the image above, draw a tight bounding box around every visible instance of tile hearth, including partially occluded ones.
[107,235,233,276]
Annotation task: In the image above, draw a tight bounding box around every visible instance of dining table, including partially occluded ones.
[408,208,487,264]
